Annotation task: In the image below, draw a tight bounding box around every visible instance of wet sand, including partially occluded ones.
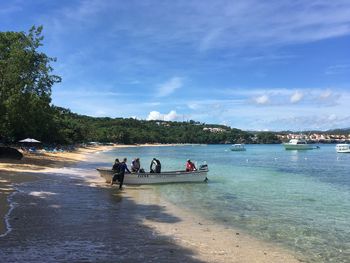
[0,146,303,262]
[0,145,113,234]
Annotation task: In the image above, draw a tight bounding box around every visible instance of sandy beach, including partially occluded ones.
[0,145,302,262]
[0,145,112,234]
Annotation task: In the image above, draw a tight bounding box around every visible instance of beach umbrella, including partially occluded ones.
[19,138,41,143]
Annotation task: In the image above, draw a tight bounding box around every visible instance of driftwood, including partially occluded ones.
[0,147,23,160]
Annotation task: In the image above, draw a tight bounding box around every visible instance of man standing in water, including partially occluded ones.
[110,158,121,186]
[117,158,130,189]
[110,157,130,189]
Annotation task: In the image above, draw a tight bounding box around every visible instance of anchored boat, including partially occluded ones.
[230,144,246,151]
[283,139,316,150]
[336,144,350,153]
[97,165,209,185]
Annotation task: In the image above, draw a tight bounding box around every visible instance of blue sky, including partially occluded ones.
[1,0,350,131]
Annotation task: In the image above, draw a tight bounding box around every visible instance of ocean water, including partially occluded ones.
[97,144,350,263]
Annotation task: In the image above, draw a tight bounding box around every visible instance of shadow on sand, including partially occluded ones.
[0,172,206,262]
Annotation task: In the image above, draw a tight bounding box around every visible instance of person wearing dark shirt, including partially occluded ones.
[131,158,141,173]
[150,158,161,173]
[111,159,120,185]
[112,158,120,171]
[117,158,130,189]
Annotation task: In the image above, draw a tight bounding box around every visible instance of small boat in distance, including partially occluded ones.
[230,144,246,151]
[336,144,350,153]
[96,164,209,185]
[283,139,315,150]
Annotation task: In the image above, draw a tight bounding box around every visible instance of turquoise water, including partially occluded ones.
[97,145,350,262]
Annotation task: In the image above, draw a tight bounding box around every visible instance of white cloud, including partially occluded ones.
[187,103,200,110]
[253,95,270,105]
[266,114,350,131]
[290,91,304,103]
[157,77,183,97]
[54,90,121,97]
[319,89,333,99]
[39,1,350,55]
[328,114,337,121]
[64,2,350,51]
[325,64,350,75]
[95,110,106,116]
[146,110,181,121]
[317,89,341,106]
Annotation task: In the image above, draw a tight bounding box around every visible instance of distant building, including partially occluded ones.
[203,127,226,133]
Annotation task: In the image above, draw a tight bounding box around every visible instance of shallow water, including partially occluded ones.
[98,144,350,263]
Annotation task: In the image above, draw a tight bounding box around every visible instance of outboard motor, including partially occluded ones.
[199,164,208,170]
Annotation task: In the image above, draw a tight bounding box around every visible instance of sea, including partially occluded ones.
[96,144,350,263]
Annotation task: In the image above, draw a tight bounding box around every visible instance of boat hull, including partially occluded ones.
[96,168,208,185]
[283,144,315,150]
[336,144,350,153]
[337,150,350,153]
[230,144,246,151]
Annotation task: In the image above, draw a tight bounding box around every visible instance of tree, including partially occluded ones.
[256,132,280,144]
[0,26,61,142]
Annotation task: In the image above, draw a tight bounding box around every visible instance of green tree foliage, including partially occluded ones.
[255,132,280,144]
[50,108,256,145]
[0,26,61,142]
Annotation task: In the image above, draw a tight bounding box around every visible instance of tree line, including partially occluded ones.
[0,26,281,145]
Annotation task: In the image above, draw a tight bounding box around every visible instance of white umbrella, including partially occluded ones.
[19,138,41,143]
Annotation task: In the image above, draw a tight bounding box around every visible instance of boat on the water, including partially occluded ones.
[230,144,246,151]
[336,144,350,153]
[283,139,316,150]
[96,164,209,185]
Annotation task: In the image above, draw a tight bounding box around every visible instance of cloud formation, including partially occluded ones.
[325,64,350,75]
[2,1,349,131]
[157,77,183,97]
[290,91,304,103]
[253,95,270,105]
[146,110,181,121]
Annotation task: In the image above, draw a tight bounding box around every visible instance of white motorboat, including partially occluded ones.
[283,139,315,150]
[336,144,350,153]
[96,165,209,185]
[230,144,246,151]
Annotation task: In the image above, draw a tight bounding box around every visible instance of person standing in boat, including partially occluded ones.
[186,159,197,172]
[150,158,161,173]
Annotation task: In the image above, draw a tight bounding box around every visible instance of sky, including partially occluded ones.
[1,0,350,131]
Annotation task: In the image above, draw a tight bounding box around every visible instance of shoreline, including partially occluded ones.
[0,144,114,234]
[0,144,302,262]
[123,186,302,262]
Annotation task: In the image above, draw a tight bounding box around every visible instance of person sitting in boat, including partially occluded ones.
[150,158,161,173]
[131,158,141,173]
[186,159,197,172]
